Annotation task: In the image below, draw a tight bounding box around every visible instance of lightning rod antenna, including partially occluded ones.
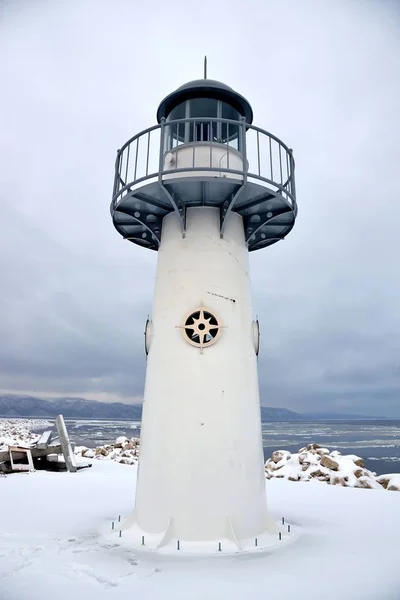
[204,56,207,79]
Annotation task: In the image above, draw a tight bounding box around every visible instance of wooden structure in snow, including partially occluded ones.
[0,414,83,474]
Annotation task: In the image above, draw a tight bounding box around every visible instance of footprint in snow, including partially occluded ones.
[68,562,119,588]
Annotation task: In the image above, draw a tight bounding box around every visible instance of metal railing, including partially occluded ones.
[112,117,296,213]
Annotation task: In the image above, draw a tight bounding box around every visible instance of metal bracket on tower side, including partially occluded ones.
[158,184,186,238]
[220,186,245,237]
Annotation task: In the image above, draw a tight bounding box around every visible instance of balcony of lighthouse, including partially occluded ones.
[111,116,297,252]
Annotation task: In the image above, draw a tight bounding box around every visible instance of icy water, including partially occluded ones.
[50,418,400,476]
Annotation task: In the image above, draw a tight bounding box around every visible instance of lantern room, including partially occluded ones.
[157,79,253,152]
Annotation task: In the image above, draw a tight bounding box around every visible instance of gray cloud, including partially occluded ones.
[1,0,399,415]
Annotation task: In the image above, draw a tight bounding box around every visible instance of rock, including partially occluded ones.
[82,448,95,458]
[271,451,287,463]
[387,484,400,492]
[288,476,299,482]
[95,447,108,456]
[378,478,390,489]
[298,452,307,464]
[320,455,339,471]
[308,443,320,450]
[356,478,373,489]
[309,469,326,479]
[316,448,330,456]
[331,476,347,486]
[123,442,134,450]
[353,458,365,468]
[354,469,364,479]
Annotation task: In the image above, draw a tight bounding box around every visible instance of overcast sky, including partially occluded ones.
[1,0,399,416]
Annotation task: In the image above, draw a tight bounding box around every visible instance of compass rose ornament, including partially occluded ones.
[178,308,222,352]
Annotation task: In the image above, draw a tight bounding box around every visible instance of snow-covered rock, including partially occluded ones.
[74,437,140,466]
[320,455,339,471]
[265,444,399,491]
[376,473,400,491]
[114,436,129,448]
[75,438,399,492]
[81,448,95,458]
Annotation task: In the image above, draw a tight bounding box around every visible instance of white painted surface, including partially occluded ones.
[9,446,34,471]
[56,414,77,473]
[129,207,276,550]
[36,430,53,449]
[163,142,245,181]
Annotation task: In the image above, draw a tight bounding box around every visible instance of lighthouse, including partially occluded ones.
[110,69,297,553]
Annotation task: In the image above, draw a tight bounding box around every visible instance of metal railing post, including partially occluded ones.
[241,117,247,184]
[112,150,121,209]
[134,137,139,181]
[158,118,166,183]
[146,132,150,176]
[192,120,196,167]
[289,148,296,200]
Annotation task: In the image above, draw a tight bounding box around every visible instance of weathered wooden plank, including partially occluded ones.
[31,444,62,458]
[9,446,34,471]
[36,430,53,449]
[0,444,64,463]
[55,415,77,473]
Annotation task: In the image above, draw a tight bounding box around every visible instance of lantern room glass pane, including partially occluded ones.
[165,101,188,149]
[167,102,187,121]
[164,98,243,151]
[188,98,218,143]
[221,102,241,150]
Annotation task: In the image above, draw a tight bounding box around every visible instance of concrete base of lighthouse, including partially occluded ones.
[122,207,284,554]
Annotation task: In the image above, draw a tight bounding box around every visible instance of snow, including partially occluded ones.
[1,459,400,600]
[0,418,52,449]
[1,424,400,598]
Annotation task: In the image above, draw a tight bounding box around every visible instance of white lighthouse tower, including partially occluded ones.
[111,68,297,553]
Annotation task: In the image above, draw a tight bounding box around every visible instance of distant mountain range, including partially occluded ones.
[0,394,387,421]
[0,395,142,420]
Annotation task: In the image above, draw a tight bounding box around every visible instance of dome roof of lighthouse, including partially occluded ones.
[156,79,253,124]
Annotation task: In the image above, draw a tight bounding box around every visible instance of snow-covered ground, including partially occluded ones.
[1,421,400,599]
[1,459,400,600]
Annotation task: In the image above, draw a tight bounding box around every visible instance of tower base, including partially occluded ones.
[119,511,296,555]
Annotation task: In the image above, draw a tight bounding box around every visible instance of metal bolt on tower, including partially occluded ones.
[110,69,297,554]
